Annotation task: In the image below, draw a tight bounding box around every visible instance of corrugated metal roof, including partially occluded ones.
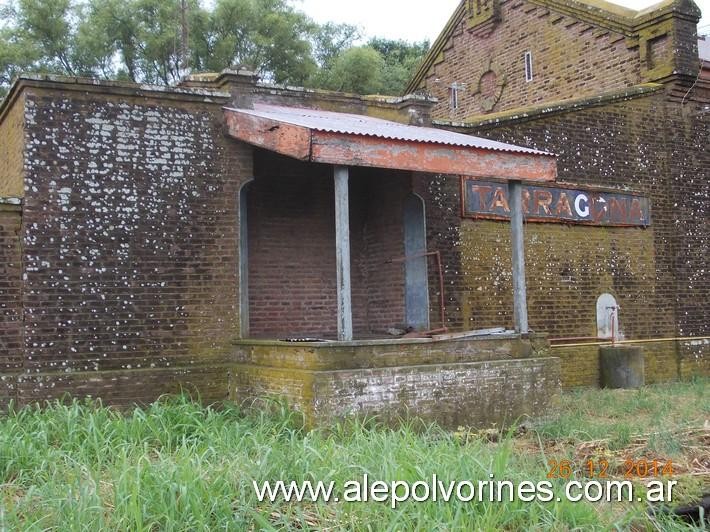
[235,104,553,156]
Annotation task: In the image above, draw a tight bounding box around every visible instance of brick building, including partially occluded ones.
[0,0,707,426]
[406,0,709,385]
[0,71,563,426]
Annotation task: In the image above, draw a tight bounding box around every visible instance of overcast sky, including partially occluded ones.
[294,0,710,42]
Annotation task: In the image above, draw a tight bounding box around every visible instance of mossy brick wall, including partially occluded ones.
[552,339,703,389]
[414,173,659,337]
[14,86,252,406]
[248,151,407,339]
[0,93,25,198]
[467,92,709,341]
[309,358,559,427]
[679,339,710,378]
[231,336,560,428]
[16,365,232,408]
[0,205,22,407]
[462,221,657,338]
[419,0,642,121]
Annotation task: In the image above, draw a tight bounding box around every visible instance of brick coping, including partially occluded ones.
[435,83,663,129]
[232,332,521,348]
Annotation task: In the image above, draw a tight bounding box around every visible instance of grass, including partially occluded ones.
[0,380,707,531]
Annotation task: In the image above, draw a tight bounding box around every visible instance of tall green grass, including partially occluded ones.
[0,383,706,531]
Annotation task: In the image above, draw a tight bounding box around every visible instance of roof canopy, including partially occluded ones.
[224,104,557,181]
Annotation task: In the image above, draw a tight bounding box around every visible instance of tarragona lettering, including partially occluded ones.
[462,179,651,227]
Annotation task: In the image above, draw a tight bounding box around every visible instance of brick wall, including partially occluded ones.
[0,204,22,407]
[664,101,709,338]
[16,85,251,405]
[248,151,338,338]
[0,93,25,198]
[352,169,407,334]
[414,172,465,330]
[552,338,708,389]
[414,170,660,338]
[465,92,708,339]
[463,221,658,338]
[247,152,407,338]
[419,0,641,121]
[231,335,560,429]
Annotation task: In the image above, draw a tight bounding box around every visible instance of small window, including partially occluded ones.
[524,51,533,82]
[449,84,459,109]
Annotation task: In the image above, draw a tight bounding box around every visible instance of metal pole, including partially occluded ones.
[180,0,189,74]
[334,166,353,341]
[509,180,529,334]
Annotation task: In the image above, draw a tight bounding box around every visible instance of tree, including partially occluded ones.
[367,37,429,95]
[200,0,316,85]
[0,0,431,97]
[324,46,384,94]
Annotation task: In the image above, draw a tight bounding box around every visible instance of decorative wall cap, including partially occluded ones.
[434,83,663,128]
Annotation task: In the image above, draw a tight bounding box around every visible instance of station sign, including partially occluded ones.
[461,178,651,226]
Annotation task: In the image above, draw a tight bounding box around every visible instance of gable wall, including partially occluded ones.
[420,0,643,121]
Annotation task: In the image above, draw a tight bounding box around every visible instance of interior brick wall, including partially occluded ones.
[352,169,408,334]
[247,152,408,338]
[248,152,338,338]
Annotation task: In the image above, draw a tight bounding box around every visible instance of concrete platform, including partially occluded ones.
[230,333,560,428]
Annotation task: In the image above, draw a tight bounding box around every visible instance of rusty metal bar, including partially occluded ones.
[549,336,606,342]
[550,336,710,349]
[388,250,447,334]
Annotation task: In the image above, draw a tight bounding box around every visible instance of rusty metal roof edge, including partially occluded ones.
[223,105,555,157]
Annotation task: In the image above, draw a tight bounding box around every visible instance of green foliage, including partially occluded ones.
[368,37,429,94]
[0,0,429,97]
[0,381,707,530]
[322,45,385,94]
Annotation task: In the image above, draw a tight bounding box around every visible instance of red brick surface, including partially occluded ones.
[418,0,642,121]
[247,152,407,338]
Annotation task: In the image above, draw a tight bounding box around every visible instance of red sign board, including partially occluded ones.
[461,178,651,227]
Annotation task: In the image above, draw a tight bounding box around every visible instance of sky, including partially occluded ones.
[294,0,710,43]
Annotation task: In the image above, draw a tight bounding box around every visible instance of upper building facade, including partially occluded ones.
[406,0,704,120]
[403,0,708,385]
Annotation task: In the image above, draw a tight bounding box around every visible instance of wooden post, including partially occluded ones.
[334,166,353,341]
[509,180,529,334]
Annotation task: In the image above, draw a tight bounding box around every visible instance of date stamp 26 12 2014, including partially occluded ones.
[547,459,674,480]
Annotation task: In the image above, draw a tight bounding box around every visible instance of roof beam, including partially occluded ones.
[311,132,556,181]
[223,108,557,181]
[224,110,311,160]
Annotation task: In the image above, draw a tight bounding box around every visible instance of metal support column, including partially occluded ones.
[334,166,353,341]
[509,180,529,334]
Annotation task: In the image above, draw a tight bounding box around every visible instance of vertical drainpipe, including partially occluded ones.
[509,180,529,334]
[334,166,353,341]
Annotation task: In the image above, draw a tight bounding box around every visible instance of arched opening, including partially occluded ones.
[596,293,620,340]
[238,179,253,339]
[403,193,429,331]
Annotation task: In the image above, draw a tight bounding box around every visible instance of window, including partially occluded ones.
[524,51,533,82]
[449,84,459,109]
